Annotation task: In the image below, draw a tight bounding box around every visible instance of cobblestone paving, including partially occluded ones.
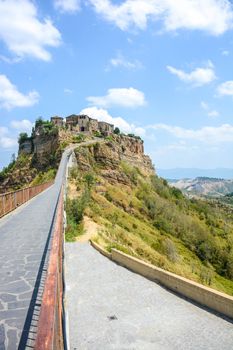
[0,149,70,350]
[65,243,233,350]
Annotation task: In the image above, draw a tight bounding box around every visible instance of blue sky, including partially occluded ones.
[0,0,233,170]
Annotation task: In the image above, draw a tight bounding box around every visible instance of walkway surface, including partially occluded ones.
[0,141,97,350]
[0,149,70,350]
[65,242,233,350]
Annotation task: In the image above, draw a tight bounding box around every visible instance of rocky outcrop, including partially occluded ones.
[33,133,59,167]
[74,135,154,185]
[19,139,33,155]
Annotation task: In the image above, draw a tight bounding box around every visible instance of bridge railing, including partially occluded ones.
[0,181,54,218]
[34,187,65,350]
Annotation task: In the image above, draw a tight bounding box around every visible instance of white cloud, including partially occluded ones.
[222,50,230,56]
[167,62,216,86]
[0,126,17,149]
[0,75,39,110]
[154,141,199,157]
[80,106,145,136]
[201,101,219,118]
[108,54,143,70]
[0,55,22,64]
[87,87,146,108]
[217,80,233,96]
[89,0,233,35]
[0,0,61,61]
[201,101,209,110]
[54,0,80,13]
[11,119,33,131]
[0,127,8,137]
[208,110,219,118]
[0,136,17,149]
[151,123,233,144]
[64,88,73,94]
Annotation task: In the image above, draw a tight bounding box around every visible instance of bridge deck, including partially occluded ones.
[65,242,233,350]
[0,150,69,350]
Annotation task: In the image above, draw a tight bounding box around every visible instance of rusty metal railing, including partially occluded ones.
[0,181,54,218]
[34,187,65,350]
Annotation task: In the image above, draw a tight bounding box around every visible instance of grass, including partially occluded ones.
[30,168,56,186]
[65,221,84,242]
[66,142,233,295]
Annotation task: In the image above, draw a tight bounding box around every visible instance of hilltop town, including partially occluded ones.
[18,114,115,156]
[0,113,148,193]
[52,114,114,135]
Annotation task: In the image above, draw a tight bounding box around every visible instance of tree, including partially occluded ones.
[84,173,95,189]
[35,117,43,128]
[18,133,28,144]
[114,127,120,135]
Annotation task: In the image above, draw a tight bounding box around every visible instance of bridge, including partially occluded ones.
[0,142,233,349]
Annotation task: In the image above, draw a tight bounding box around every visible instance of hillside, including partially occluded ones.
[66,136,233,296]
[0,118,88,193]
[169,177,233,198]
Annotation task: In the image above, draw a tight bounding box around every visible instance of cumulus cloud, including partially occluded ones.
[0,75,39,110]
[54,0,80,13]
[87,87,146,108]
[167,62,216,86]
[217,80,233,96]
[0,0,61,61]
[0,126,17,149]
[151,123,233,144]
[80,106,145,136]
[89,0,233,35]
[11,119,33,131]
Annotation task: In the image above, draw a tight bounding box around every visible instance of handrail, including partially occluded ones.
[0,181,54,218]
[34,187,65,349]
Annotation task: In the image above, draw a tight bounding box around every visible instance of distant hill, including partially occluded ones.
[158,168,233,180]
[168,177,233,197]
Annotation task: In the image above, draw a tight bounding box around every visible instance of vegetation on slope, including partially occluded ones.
[67,144,233,296]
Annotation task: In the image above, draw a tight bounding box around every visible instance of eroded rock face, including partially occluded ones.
[33,134,59,167]
[74,135,154,185]
[19,140,33,155]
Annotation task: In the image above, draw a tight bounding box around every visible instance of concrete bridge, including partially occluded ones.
[0,143,233,349]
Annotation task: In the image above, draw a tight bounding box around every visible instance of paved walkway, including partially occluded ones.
[65,243,233,350]
[0,148,72,350]
[0,140,101,349]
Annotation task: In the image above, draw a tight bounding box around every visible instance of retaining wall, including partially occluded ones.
[90,240,233,320]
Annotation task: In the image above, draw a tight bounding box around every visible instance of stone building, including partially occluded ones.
[51,116,64,127]
[98,121,114,136]
[65,114,111,135]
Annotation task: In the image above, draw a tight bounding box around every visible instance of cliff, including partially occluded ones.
[66,140,233,297]
[74,135,154,185]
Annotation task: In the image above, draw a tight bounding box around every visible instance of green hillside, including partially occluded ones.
[66,141,233,296]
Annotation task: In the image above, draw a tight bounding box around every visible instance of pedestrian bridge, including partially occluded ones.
[0,144,233,350]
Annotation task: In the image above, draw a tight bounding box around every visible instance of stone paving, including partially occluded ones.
[0,148,70,350]
[65,242,233,350]
[0,140,101,350]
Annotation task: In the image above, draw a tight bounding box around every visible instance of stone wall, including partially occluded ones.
[90,240,233,320]
[18,139,33,155]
